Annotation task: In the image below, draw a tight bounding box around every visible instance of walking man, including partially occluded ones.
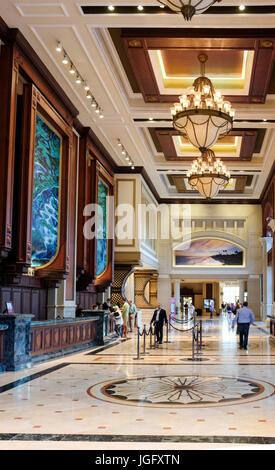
[232,301,255,350]
[150,304,167,345]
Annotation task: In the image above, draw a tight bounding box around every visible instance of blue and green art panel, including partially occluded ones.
[31,114,61,267]
[96,179,108,277]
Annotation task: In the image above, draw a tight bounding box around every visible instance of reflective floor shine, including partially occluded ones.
[0,312,274,450]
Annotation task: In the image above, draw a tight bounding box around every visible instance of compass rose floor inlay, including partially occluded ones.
[88,374,273,408]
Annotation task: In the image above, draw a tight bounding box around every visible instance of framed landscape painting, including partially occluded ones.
[174,238,245,268]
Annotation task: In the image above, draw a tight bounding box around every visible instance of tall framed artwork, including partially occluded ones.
[18,85,73,284]
[77,130,114,293]
[31,112,62,269]
[96,177,109,278]
[94,162,114,290]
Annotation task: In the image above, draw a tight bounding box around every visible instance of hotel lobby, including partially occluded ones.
[0,0,275,452]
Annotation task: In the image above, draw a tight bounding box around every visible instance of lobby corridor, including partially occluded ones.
[0,312,274,450]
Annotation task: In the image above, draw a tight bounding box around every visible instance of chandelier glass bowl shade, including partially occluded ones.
[157,0,222,21]
[170,54,235,152]
[187,149,230,199]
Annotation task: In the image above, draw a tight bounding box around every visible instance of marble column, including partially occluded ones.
[247,275,261,321]
[157,276,171,313]
[174,279,181,314]
[239,280,245,304]
[47,282,76,320]
[259,237,273,322]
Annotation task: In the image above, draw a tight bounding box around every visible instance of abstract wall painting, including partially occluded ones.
[31,114,61,268]
[96,178,108,277]
[174,238,244,267]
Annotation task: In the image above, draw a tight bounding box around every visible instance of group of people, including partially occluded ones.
[222,302,242,315]
[111,299,137,339]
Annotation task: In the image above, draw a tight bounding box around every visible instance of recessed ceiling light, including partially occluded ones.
[108,5,115,11]
[159,4,165,8]
[56,42,62,52]
[149,117,154,121]
[239,5,246,11]
[137,5,144,11]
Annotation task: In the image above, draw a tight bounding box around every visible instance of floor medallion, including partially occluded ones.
[87,375,274,408]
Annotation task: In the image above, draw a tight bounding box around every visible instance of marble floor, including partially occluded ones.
[0,312,274,450]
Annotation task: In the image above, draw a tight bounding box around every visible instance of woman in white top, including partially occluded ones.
[113,306,123,337]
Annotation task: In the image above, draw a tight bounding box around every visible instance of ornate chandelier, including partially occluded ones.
[186,149,230,199]
[157,0,222,21]
[170,54,235,152]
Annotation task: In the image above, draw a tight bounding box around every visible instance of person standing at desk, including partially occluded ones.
[121,299,130,338]
[232,301,255,350]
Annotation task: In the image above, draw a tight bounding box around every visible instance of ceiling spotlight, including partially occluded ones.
[62,55,69,64]
[108,5,115,11]
[99,112,104,119]
[95,107,100,113]
[91,100,97,108]
[75,75,82,84]
[84,83,90,91]
[56,41,62,52]
[239,4,246,11]
[137,5,144,11]
[86,91,92,99]
[69,64,76,74]
[131,166,135,170]
[117,140,122,147]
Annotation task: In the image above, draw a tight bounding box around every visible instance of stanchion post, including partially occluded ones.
[153,324,158,348]
[165,321,171,344]
[133,326,144,360]
[149,325,153,349]
[142,324,149,355]
[192,327,195,360]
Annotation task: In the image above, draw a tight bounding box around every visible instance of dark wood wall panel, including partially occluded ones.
[0,286,47,320]
[30,319,98,356]
[66,131,78,301]
[76,291,97,309]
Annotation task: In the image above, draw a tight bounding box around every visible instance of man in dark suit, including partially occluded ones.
[150,304,168,344]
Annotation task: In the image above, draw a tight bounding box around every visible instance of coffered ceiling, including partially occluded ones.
[1,0,275,202]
